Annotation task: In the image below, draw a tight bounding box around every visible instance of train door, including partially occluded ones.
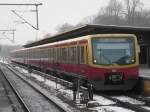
[78,44,88,77]
[139,45,148,67]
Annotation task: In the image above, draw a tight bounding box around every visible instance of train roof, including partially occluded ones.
[12,34,136,53]
[23,24,150,48]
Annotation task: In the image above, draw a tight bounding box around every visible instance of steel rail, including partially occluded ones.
[0,67,30,112]
[12,63,150,112]
[126,94,150,106]
[6,64,68,112]
[99,93,150,112]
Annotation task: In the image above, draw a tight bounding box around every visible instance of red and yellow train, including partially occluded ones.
[11,34,140,90]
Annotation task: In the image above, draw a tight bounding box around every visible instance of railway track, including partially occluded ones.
[98,93,150,112]
[129,94,150,105]
[9,63,150,112]
[0,66,30,112]
[0,63,68,112]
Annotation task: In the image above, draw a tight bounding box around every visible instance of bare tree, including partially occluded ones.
[124,0,143,25]
[93,0,123,25]
[79,16,94,25]
[133,8,150,27]
[43,33,51,38]
[106,0,123,17]
[56,23,75,33]
[0,45,23,58]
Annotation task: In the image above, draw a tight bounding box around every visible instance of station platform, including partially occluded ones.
[140,67,150,78]
[139,67,150,95]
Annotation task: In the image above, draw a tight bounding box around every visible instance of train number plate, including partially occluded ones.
[111,75,122,81]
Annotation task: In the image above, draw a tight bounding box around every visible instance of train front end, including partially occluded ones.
[88,34,140,90]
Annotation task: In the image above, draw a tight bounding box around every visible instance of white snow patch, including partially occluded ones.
[0,59,10,64]
[45,79,64,89]
[15,66,139,112]
[113,96,145,105]
[21,69,28,74]
[30,73,75,100]
[31,73,45,82]
[15,66,28,74]
[32,73,116,106]
[140,68,150,78]
[94,95,115,105]
[89,106,135,112]
[142,106,150,110]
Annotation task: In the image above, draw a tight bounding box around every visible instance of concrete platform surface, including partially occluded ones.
[140,68,150,78]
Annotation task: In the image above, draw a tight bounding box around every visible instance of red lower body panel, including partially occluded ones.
[15,59,139,90]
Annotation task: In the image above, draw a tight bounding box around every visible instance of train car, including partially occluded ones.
[11,34,140,90]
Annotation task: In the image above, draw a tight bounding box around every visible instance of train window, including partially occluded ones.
[48,49,50,59]
[43,50,45,58]
[49,49,52,60]
[37,50,39,59]
[47,49,49,59]
[50,49,52,60]
[62,48,68,63]
[73,47,77,64]
[39,50,41,59]
[51,49,52,59]
[43,49,45,58]
[40,50,42,58]
[68,47,71,63]
[51,48,56,60]
[80,46,85,64]
[69,47,77,64]
[60,48,63,62]
[41,50,43,58]
[54,48,56,60]
[51,48,53,59]
[57,48,61,61]
[45,49,47,58]
[35,50,37,59]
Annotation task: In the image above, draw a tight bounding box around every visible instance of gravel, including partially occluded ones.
[0,65,62,112]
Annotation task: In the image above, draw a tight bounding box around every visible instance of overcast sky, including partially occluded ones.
[0,0,149,45]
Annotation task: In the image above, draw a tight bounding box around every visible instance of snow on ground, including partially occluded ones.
[88,106,135,112]
[112,96,145,105]
[15,67,29,74]
[139,68,150,78]
[30,73,116,105]
[45,78,64,89]
[142,106,150,110]
[16,66,135,112]
[0,59,10,64]
[93,95,115,105]
[31,74,135,112]
[31,73,45,82]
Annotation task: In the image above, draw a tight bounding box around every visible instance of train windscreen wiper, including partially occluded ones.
[100,53,112,64]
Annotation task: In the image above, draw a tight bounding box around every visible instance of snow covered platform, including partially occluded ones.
[139,68,150,95]
[140,67,150,79]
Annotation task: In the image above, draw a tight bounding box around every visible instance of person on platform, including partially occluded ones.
[87,81,93,100]
[72,79,78,101]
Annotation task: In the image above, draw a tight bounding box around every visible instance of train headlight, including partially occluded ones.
[94,60,97,63]
[131,59,135,63]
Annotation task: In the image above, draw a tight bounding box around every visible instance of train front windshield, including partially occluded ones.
[92,37,135,65]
